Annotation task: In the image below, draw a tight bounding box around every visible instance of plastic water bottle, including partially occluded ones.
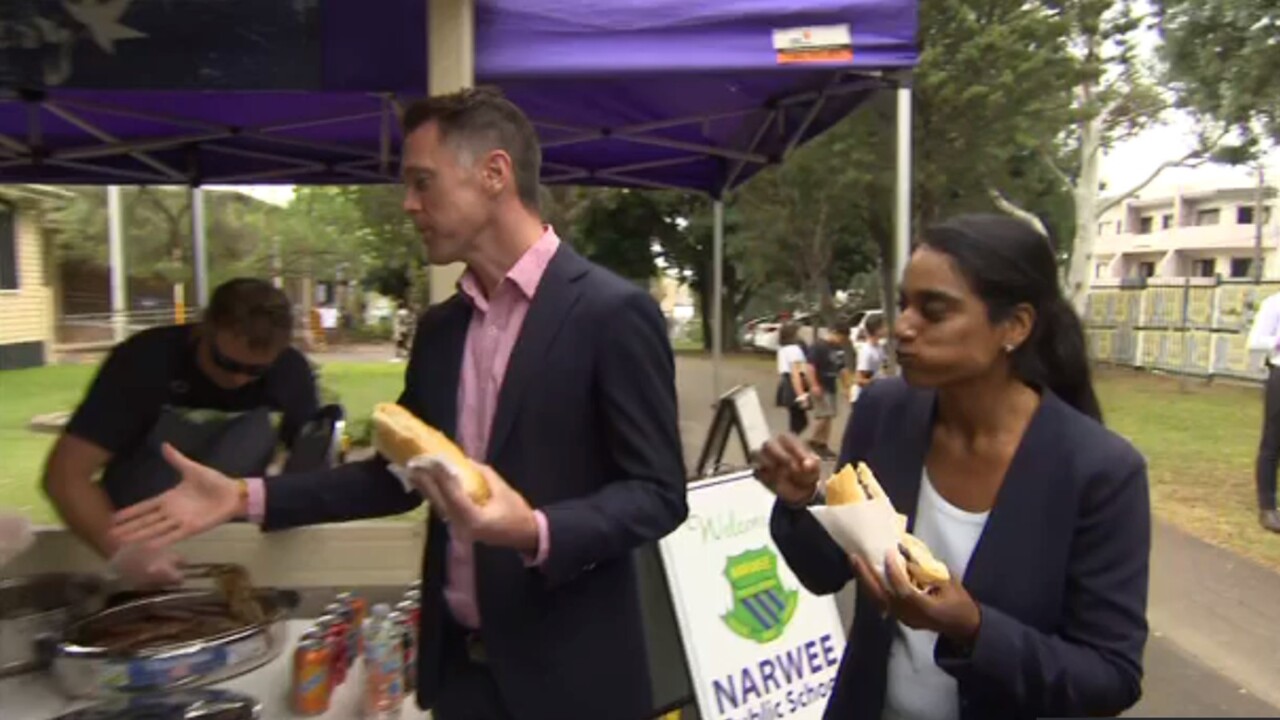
[361,603,404,719]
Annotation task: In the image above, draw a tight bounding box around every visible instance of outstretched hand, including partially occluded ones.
[110,443,245,549]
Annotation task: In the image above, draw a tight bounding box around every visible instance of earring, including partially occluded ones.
[1004,343,1015,353]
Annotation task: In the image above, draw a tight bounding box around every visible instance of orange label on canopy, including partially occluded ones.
[776,47,855,64]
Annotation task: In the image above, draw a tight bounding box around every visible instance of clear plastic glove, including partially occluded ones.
[109,543,184,590]
[0,514,34,569]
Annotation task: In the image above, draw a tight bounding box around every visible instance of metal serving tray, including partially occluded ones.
[47,588,298,699]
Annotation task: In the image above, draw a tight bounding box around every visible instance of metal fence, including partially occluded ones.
[1084,277,1280,383]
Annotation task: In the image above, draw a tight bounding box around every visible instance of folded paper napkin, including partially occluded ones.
[387,454,464,495]
[807,493,902,586]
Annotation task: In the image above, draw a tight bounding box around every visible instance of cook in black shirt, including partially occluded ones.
[42,278,318,584]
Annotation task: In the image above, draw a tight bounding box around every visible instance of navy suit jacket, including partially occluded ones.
[261,244,688,720]
[771,378,1151,720]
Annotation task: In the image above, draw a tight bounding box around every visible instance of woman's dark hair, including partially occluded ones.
[779,322,800,346]
[919,214,1102,422]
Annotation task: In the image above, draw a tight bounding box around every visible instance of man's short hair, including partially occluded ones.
[203,278,294,351]
[864,314,885,335]
[402,87,542,211]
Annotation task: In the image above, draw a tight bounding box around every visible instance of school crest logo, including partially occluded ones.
[721,547,798,644]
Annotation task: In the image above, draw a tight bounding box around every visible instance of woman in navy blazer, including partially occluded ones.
[756,214,1151,720]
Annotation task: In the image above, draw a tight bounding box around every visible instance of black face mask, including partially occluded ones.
[209,339,271,378]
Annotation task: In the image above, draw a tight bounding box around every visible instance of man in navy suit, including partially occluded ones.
[110,87,689,720]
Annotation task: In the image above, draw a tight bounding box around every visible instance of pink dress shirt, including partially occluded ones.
[445,227,560,629]
[246,227,561,631]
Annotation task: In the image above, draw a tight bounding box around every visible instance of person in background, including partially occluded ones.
[776,321,819,436]
[42,278,320,586]
[755,214,1150,720]
[850,314,888,404]
[1245,289,1280,532]
[393,300,416,359]
[806,324,850,459]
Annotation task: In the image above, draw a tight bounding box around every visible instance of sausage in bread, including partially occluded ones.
[371,402,492,506]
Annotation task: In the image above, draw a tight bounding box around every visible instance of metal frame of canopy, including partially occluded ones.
[0,69,884,188]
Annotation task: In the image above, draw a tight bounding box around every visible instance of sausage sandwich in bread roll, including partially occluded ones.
[371,402,492,506]
[825,461,888,505]
[825,461,950,591]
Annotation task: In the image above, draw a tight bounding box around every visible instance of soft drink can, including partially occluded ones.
[335,595,363,659]
[327,599,348,622]
[393,600,420,631]
[326,622,349,685]
[292,636,332,716]
[341,592,370,644]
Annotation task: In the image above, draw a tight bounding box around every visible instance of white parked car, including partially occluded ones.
[751,312,819,352]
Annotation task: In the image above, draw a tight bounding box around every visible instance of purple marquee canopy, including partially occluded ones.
[0,0,917,195]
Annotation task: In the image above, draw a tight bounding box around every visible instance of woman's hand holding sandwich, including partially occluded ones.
[851,551,982,648]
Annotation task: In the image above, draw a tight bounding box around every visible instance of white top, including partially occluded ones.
[882,471,990,720]
[1246,292,1280,365]
[777,343,808,375]
[850,340,886,403]
[856,340,886,375]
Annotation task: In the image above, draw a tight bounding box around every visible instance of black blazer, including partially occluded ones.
[261,244,688,720]
[771,378,1151,720]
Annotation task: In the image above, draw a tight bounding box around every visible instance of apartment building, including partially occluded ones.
[1091,184,1278,284]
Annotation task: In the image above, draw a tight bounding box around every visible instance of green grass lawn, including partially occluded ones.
[1092,367,1280,570]
[2,358,1278,571]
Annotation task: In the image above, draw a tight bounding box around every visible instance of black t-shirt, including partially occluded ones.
[65,324,319,461]
[807,339,847,392]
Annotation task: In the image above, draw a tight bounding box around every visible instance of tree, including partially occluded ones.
[661,194,759,351]
[1015,0,1225,308]
[734,120,875,323]
[559,189,666,284]
[334,186,424,304]
[1155,0,1278,283]
[913,0,1078,225]
[1155,0,1280,148]
[43,186,270,296]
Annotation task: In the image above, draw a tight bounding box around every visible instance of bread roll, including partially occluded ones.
[825,461,886,505]
[898,532,951,589]
[371,402,491,506]
[824,464,864,505]
[855,462,887,500]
